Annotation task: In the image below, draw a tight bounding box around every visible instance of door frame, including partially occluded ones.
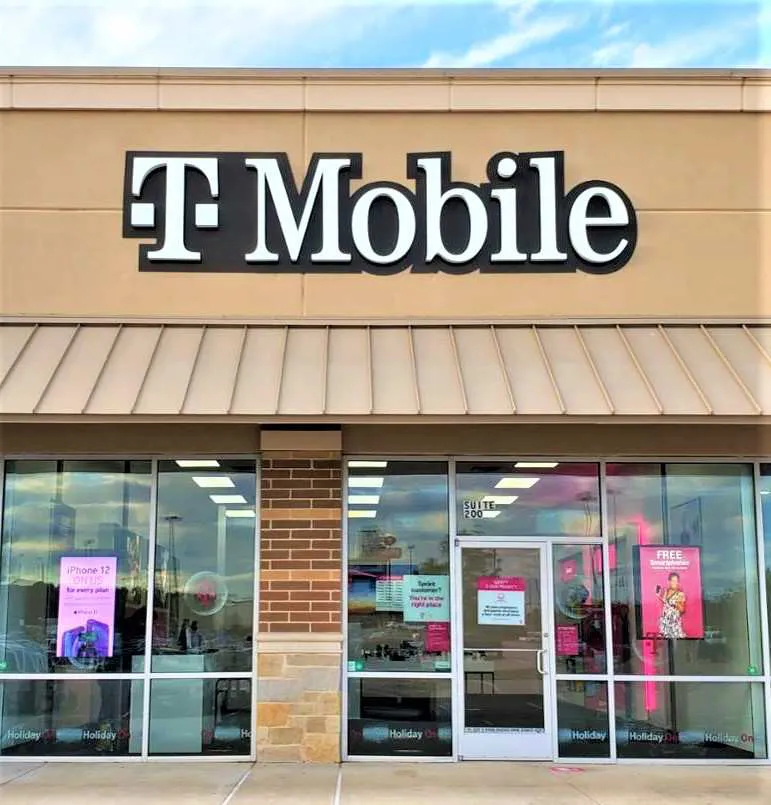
[452,537,557,761]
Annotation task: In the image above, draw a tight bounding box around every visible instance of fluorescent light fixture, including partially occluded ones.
[348,495,380,506]
[225,509,256,518]
[482,495,519,505]
[515,462,559,469]
[495,477,540,489]
[176,460,220,468]
[192,476,235,489]
[348,477,384,489]
[210,494,247,505]
[482,510,502,519]
[348,461,388,468]
[349,510,377,518]
[762,490,770,496]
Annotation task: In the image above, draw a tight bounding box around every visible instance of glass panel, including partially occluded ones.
[464,650,544,732]
[462,547,542,650]
[347,461,450,673]
[456,461,600,538]
[758,465,771,642]
[608,463,763,676]
[556,680,610,758]
[553,544,606,674]
[461,547,545,735]
[347,677,452,757]
[0,679,143,756]
[151,460,257,673]
[615,681,767,760]
[0,460,152,674]
[149,678,251,756]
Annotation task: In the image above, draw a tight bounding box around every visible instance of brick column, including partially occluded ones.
[256,441,343,763]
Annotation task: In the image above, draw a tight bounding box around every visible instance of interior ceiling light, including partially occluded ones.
[224,509,256,518]
[495,477,540,489]
[348,477,384,488]
[176,460,221,468]
[482,510,502,518]
[348,461,388,468]
[348,495,380,505]
[482,495,519,505]
[192,476,235,489]
[210,494,247,505]
[515,462,559,469]
[349,510,378,518]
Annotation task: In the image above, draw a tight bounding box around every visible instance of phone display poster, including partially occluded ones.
[56,556,118,658]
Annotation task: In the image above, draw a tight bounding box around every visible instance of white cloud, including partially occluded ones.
[423,12,576,68]
[0,0,392,67]
[602,21,630,39]
[592,41,627,66]
[592,7,767,68]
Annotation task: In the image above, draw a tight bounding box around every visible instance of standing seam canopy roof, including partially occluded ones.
[1,322,770,419]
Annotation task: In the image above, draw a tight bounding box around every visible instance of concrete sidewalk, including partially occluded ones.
[2,761,771,804]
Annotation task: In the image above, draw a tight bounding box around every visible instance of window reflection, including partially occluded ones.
[615,682,766,759]
[608,464,763,677]
[557,680,610,758]
[347,677,452,757]
[553,544,606,675]
[456,462,600,538]
[757,465,771,645]
[0,679,143,757]
[151,460,256,673]
[149,678,251,756]
[347,461,450,673]
[0,461,151,674]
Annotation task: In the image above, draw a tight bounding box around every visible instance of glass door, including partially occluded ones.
[455,541,553,760]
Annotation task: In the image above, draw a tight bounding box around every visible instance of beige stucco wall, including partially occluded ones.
[0,70,768,323]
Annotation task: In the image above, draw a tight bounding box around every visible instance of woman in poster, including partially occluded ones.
[656,572,687,639]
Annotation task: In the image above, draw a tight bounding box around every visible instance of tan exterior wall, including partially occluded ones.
[1,71,768,323]
[4,422,771,458]
[0,423,260,454]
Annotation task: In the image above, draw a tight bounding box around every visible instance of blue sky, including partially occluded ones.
[0,0,767,69]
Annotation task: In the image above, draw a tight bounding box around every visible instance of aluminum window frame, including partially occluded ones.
[0,453,260,764]
[342,454,771,766]
[343,456,454,762]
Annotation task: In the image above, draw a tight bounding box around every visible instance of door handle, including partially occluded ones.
[536,649,547,676]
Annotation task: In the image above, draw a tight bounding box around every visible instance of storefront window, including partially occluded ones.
[758,465,771,639]
[615,681,766,759]
[151,460,257,673]
[347,461,450,673]
[0,460,152,674]
[552,544,606,675]
[347,677,452,757]
[148,678,251,756]
[607,463,763,677]
[456,462,600,538]
[556,680,610,758]
[0,679,143,757]
[0,457,257,760]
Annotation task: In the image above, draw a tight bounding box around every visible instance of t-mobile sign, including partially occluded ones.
[123,151,637,275]
[56,557,118,659]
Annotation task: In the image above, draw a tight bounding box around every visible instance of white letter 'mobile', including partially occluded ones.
[123,150,637,274]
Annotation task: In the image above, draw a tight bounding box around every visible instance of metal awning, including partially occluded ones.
[1,322,770,420]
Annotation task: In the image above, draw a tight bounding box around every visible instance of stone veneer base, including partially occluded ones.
[256,641,342,763]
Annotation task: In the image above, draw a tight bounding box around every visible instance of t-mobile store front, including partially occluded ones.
[0,68,770,764]
[345,459,770,762]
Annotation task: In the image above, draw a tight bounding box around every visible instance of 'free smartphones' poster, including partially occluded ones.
[636,546,705,640]
[56,556,118,658]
